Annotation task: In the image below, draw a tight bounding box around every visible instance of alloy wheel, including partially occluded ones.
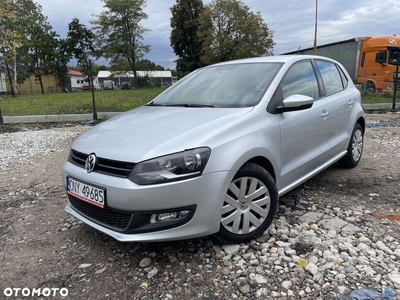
[352,128,363,162]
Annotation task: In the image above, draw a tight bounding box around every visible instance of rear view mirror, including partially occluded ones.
[276,94,314,113]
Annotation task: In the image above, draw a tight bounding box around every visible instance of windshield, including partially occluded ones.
[389,49,400,66]
[152,62,283,108]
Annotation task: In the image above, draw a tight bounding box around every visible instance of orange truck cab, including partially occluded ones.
[357,36,400,93]
[284,35,400,93]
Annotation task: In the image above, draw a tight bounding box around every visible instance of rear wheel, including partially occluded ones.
[339,123,364,168]
[218,163,278,243]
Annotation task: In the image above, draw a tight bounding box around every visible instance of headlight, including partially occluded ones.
[129,148,211,185]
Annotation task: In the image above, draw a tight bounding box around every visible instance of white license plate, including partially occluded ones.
[67,177,106,208]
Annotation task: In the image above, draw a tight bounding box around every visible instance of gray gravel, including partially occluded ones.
[1,117,400,299]
[0,125,85,174]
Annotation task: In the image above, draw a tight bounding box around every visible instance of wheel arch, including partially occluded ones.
[245,156,276,182]
[357,116,366,132]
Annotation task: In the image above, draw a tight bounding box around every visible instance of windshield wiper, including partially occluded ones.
[163,103,215,108]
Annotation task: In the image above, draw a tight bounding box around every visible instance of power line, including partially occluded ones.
[270,0,307,26]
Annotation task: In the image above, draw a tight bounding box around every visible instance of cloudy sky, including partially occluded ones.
[35,0,400,67]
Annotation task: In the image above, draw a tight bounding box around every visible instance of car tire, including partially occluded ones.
[218,162,278,243]
[366,81,376,93]
[339,123,364,168]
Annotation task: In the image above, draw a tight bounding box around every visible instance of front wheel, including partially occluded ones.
[339,123,364,168]
[366,81,376,93]
[218,163,278,243]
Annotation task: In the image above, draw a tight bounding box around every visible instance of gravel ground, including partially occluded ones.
[0,114,400,300]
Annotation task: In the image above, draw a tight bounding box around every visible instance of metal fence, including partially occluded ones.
[0,59,399,124]
[0,59,178,120]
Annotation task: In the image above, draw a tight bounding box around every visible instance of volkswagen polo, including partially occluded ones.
[62,55,365,243]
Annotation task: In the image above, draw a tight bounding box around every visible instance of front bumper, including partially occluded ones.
[62,162,234,242]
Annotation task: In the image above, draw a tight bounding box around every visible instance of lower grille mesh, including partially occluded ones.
[68,195,132,230]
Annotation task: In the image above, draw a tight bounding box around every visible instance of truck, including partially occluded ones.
[284,35,400,93]
[103,80,115,90]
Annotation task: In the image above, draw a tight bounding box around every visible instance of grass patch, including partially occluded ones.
[0,88,165,116]
[361,92,400,104]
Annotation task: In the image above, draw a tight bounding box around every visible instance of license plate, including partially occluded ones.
[67,177,106,208]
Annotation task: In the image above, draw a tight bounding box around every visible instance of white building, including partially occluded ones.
[67,70,100,91]
[67,70,86,91]
[97,70,173,88]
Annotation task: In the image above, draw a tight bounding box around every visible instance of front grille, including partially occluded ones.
[69,149,135,178]
[68,195,132,230]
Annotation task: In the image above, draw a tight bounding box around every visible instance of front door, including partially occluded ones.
[274,60,330,191]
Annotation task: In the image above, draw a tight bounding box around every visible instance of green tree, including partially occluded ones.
[65,17,95,67]
[170,0,205,72]
[91,0,150,87]
[110,59,131,72]
[198,0,274,65]
[92,63,110,77]
[136,59,165,71]
[21,13,69,94]
[0,0,39,96]
[0,0,69,95]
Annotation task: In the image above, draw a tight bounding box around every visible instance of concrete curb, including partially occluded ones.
[1,112,121,124]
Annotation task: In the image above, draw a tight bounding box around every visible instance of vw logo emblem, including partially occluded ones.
[85,153,97,173]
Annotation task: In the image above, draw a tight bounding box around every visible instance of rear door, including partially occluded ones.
[314,60,356,158]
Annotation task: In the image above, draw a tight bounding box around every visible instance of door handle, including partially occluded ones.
[347,99,354,105]
[321,110,330,118]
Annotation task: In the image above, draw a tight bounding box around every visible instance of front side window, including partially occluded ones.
[153,63,283,108]
[316,60,344,96]
[375,51,387,64]
[280,61,319,100]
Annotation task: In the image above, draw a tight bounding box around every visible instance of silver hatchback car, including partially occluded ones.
[62,55,365,243]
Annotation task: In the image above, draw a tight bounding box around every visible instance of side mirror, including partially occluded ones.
[276,94,314,113]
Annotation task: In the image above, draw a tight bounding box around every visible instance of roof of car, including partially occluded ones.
[212,55,332,66]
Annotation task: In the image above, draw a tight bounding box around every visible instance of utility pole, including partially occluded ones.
[313,0,318,55]
[89,59,97,120]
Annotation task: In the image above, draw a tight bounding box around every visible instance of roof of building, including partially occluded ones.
[67,70,86,77]
[97,70,172,78]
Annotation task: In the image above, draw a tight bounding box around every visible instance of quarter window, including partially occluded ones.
[337,66,348,89]
[316,60,344,95]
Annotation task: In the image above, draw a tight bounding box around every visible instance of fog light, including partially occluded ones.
[150,210,190,223]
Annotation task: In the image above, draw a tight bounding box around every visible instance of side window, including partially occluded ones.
[316,60,344,95]
[280,61,319,100]
[375,51,387,64]
[337,66,348,89]
[361,53,366,68]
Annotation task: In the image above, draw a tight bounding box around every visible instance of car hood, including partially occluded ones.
[72,106,254,162]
